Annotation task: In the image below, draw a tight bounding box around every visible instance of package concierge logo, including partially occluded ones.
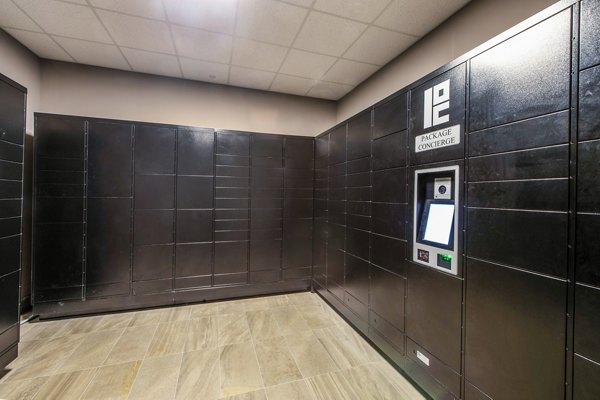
[416,79,461,153]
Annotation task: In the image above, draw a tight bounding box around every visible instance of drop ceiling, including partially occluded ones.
[0,0,470,100]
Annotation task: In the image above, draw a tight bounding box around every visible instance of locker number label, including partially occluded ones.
[416,350,430,366]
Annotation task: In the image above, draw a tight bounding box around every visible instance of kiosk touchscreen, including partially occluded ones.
[413,166,459,274]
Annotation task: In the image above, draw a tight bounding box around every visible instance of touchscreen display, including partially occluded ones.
[422,203,455,246]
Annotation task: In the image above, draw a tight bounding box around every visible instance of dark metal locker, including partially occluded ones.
[133,124,176,293]
[86,198,131,297]
[88,121,133,197]
[469,10,571,131]
[406,264,462,372]
[214,131,250,283]
[34,116,85,303]
[249,134,283,283]
[344,111,371,318]
[575,8,600,394]
[0,73,24,370]
[577,0,600,70]
[372,93,407,140]
[465,259,566,400]
[282,136,313,279]
[313,135,329,287]
[346,111,371,161]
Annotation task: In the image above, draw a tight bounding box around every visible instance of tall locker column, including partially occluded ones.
[34,116,85,303]
[575,0,600,397]
[313,135,329,288]
[86,121,133,298]
[214,131,251,285]
[0,75,25,368]
[132,125,176,295]
[282,137,314,281]
[326,125,347,302]
[464,9,571,400]
[175,127,214,290]
[344,111,371,323]
[249,134,283,283]
[368,93,409,362]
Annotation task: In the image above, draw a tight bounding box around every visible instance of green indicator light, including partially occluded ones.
[440,254,452,262]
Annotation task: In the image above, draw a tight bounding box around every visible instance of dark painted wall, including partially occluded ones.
[33,115,313,318]
[0,73,25,369]
[313,2,597,400]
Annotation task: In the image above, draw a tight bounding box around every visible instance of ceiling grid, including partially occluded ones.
[0,0,470,100]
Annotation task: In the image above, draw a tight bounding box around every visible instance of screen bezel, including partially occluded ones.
[417,199,455,250]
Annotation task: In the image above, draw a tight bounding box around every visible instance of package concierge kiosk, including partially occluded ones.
[413,166,460,275]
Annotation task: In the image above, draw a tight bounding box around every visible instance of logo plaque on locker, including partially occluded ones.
[409,63,466,165]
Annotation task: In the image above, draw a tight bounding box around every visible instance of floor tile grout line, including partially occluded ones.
[86,326,129,397]
[216,335,222,400]
[248,314,268,397]
[167,352,185,400]
[141,320,162,362]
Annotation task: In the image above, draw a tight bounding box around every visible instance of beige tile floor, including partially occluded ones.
[0,292,425,400]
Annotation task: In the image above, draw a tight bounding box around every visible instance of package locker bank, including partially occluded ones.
[0,0,599,399]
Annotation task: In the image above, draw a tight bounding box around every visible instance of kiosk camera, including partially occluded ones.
[413,165,459,275]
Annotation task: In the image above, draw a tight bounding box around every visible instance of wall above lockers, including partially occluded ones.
[0,30,40,135]
[39,61,336,137]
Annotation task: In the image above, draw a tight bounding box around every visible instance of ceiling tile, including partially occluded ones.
[279,49,336,79]
[344,26,417,65]
[13,0,112,43]
[375,0,470,36]
[313,0,390,23]
[0,1,40,32]
[164,0,237,34]
[229,66,275,91]
[171,25,232,64]
[294,11,367,56]
[236,0,307,46]
[121,48,181,78]
[3,0,471,98]
[271,74,314,96]
[232,38,287,72]
[307,81,354,100]
[4,28,72,61]
[322,59,379,86]
[97,9,174,54]
[89,0,166,20]
[53,36,130,70]
[180,57,229,85]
